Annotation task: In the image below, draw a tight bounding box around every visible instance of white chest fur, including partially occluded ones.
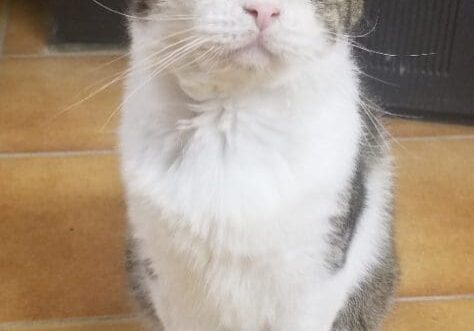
[120,42,364,331]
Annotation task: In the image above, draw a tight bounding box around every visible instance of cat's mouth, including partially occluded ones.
[234,39,272,55]
[226,36,277,67]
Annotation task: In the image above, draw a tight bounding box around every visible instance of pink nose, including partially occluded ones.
[243,2,281,31]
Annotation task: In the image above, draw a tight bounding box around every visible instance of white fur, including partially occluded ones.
[119,1,392,330]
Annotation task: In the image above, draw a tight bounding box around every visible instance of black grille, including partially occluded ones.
[358,0,473,117]
[363,0,461,76]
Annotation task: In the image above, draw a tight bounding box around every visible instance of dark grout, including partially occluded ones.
[396,294,474,303]
[397,135,474,142]
[0,0,11,56]
[0,49,127,60]
[0,135,472,161]
[0,150,116,160]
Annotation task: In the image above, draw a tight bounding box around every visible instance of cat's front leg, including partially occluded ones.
[159,319,210,331]
[273,282,351,331]
[157,306,218,331]
[274,316,335,331]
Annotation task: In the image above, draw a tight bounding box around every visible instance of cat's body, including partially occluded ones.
[120,1,398,330]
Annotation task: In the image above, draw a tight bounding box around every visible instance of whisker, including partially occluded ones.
[359,97,409,152]
[360,104,392,151]
[349,17,379,39]
[101,43,207,131]
[321,72,405,153]
[202,48,226,73]
[84,26,198,77]
[92,0,196,22]
[327,17,379,39]
[350,41,437,57]
[44,36,203,126]
[355,68,399,87]
[329,34,436,58]
[175,46,218,71]
[359,95,422,120]
[100,38,208,131]
[84,31,200,91]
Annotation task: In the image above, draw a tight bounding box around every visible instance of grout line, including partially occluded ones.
[0,135,471,160]
[4,133,472,161]
[0,149,116,160]
[0,314,139,331]
[397,134,474,142]
[396,294,474,303]
[0,0,10,56]
[0,49,128,60]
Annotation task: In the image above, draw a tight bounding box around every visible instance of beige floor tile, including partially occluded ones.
[3,0,49,55]
[386,118,474,138]
[0,155,132,321]
[0,56,125,153]
[394,139,474,297]
[383,300,474,331]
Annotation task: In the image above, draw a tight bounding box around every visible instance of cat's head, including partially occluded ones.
[130,0,364,73]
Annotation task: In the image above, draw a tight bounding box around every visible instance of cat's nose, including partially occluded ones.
[243,2,281,31]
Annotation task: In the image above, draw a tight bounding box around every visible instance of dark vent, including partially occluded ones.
[363,0,461,76]
[50,0,128,45]
[358,0,473,117]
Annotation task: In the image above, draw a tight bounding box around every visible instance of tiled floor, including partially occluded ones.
[0,1,473,330]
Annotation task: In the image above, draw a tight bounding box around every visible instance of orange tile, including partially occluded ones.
[394,140,474,297]
[386,118,474,138]
[0,56,126,153]
[0,155,132,321]
[3,0,49,55]
[383,300,474,331]
[4,320,144,331]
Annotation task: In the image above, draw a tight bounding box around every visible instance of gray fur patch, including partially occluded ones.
[326,100,387,272]
[332,248,399,330]
[326,156,367,271]
[129,0,153,16]
[327,102,397,329]
[126,237,162,326]
[314,0,365,33]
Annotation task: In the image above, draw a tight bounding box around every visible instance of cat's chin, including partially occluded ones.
[226,41,280,71]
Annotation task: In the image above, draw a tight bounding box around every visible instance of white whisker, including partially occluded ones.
[44,35,204,127]
[92,0,196,22]
[100,38,208,131]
